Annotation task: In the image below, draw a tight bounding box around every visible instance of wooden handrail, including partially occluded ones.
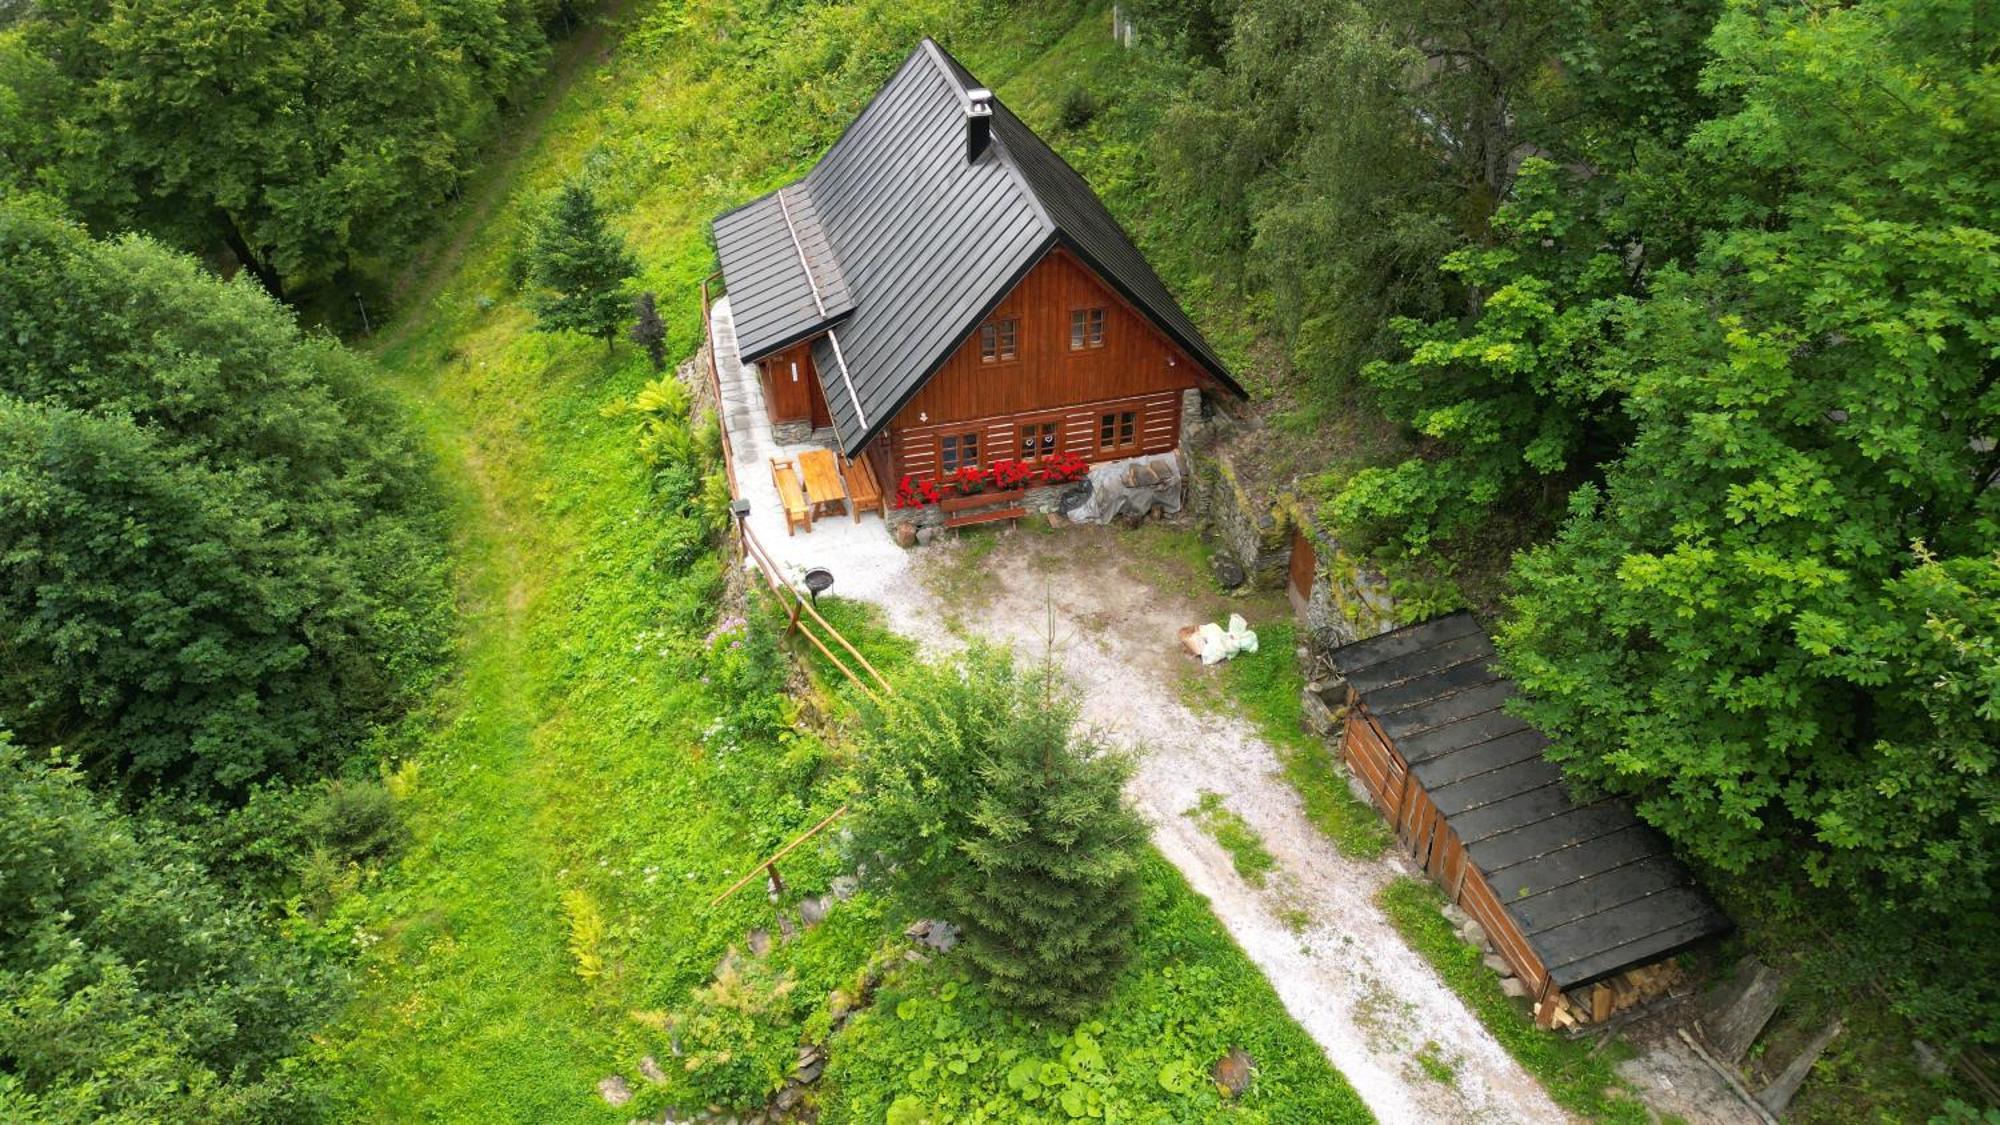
[701,268,893,702]
[735,514,890,701]
[709,804,850,908]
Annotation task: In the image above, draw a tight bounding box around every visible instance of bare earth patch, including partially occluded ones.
[852,521,1572,1123]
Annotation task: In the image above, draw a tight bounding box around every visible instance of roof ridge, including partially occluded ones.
[918,40,1055,232]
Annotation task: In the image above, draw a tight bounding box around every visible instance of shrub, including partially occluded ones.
[1058,85,1100,130]
[309,779,406,866]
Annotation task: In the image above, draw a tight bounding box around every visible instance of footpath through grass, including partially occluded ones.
[314,0,1374,1119]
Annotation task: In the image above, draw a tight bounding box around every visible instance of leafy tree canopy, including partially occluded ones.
[1498,0,2000,920]
[0,736,335,1122]
[0,205,450,794]
[0,0,553,293]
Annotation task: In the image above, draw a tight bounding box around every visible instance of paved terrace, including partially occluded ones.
[709,296,912,604]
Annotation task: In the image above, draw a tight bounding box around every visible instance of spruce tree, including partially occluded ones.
[849,650,1143,1023]
[525,181,637,348]
[955,680,1143,1021]
[630,290,667,370]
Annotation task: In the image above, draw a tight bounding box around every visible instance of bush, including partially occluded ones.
[1058,85,1100,130]
[0,737,338,1121]
[309,779,406,867]
[0,205,452,795]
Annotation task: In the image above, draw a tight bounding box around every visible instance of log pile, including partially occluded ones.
[1533,961,1684,1030]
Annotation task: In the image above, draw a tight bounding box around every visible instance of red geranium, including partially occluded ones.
[947,465,989,495]
[1039,451,1089,484]
[987,458,1036,491]
[893,474,944,509]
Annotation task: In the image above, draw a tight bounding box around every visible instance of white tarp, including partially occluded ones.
[1068,452,1183,524]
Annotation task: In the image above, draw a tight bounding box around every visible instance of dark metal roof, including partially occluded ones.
[711,185,855,360]
[1330,612,1732,990]
[712,39,1243,457]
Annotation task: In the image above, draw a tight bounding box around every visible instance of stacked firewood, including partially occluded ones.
[1534,961,1683,1029]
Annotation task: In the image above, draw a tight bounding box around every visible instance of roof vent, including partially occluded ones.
[965,87,993,163]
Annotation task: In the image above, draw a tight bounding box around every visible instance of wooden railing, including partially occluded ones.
[698,270,893,705]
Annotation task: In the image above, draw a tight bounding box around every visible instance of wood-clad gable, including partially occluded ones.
[894,248,1201,427]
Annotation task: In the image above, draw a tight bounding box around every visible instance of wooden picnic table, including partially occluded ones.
[797,448,848,519]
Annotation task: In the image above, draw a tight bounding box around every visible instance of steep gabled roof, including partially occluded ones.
[711,184,855,360]
[1330,613,1732,991]
[712,39,1241,456]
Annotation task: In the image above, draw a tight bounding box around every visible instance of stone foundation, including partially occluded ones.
[1186,449,1288,588]
[772,419,813,445]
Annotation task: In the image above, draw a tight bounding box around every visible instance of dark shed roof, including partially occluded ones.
[712,39,1243,456]
[1330,613,1731,990]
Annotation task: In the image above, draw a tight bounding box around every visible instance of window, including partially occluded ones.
[1098,410,1137,453]
[1069,307,1106,350]
[979,318,1019,363]
[1018,420,1060,463]
[939,431,980,473]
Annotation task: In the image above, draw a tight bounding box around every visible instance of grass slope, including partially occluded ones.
[315,0,1371,1119]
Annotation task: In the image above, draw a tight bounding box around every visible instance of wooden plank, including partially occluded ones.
[1508,855,1693,936]
[1465,801,1636,869]
[1366,657,1503,716]
[1409,728,1551,789]
[1448,781,1582,844]
[1482,823,1669,901]
[797,448,848,513]
[1377,680,1517,741]
[1343,630,1493,695]
[1327,613,1484,682]
[1397,708,1534,765]
[894,248,1200,428]
[1427,756,1566,817]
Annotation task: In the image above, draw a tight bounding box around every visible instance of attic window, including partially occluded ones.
[1069,308,1105,350]
[980,318,1019,363]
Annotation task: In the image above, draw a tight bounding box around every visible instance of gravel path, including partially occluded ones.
[853,527,1572,1123]
[710,298,1566,1119]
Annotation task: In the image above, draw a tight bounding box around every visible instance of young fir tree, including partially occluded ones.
[848,649,1143,1023]
[526,181,637,348]
[630,290,667,370]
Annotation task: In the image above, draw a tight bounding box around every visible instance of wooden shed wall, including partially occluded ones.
[1341,695,1551,994]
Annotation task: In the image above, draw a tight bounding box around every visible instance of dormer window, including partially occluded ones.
[980,317,1019,363]
[1070,307,1105,350]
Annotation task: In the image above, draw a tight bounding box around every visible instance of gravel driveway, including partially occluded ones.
[846,522,1572,1124]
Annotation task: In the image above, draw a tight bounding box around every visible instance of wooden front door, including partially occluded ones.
[1287,530,1316,616]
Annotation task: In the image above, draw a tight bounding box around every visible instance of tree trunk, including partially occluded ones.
[217,212,284,300]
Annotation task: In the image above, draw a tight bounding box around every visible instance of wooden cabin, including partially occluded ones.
[709,39,1244,491]
[1329,613,1732,1027]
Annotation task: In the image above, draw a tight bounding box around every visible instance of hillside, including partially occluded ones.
[306,1,1371,1118]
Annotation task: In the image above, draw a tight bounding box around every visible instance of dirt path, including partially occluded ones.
[857,524,1573,1124]
[376,0,636,355]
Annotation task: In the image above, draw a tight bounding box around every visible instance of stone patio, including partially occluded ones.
[709,296,912,604]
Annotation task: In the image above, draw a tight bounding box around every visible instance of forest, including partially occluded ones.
[0,0,1993,1121]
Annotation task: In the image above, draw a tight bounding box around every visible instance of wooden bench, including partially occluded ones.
[943,505,1025,530]
[770,458,812,536]
[840,453,886,521]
